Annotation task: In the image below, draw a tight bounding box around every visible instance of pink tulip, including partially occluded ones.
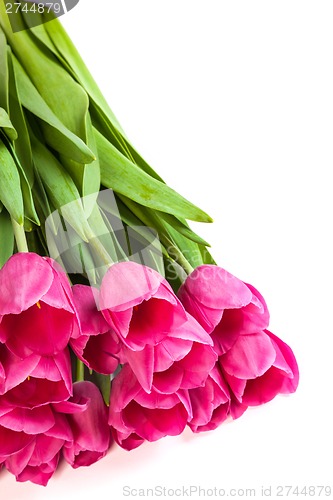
[187,365,230,432]
[3,411,72,486]
[0,396,90,485]
[63,381,111,468]
[100,261,187,350]
[109,364,192,450]
[220,329,299,406]
[179,264,298,412]
[0,344,72,409]
[0,253,77,358]
[70,285,121,375]
[120,314,217,393]
[178,265,270,355]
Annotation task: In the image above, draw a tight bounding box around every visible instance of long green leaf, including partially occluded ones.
[0,107,17,141]
[96,128,212,223]
[0,209,14,267]
[0,26,8,112]
[7,47,34,185]
[12,56,94,164]
[62,113,100,217]
[0,138,24,224]
[3,14,90,138]
[30,135,91,242]
[1,132,39,226]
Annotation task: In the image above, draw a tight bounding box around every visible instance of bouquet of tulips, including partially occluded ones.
[0,2,299,487]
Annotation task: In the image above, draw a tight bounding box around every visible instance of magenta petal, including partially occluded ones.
[46,413,73,441]
[188,369,230,432]
[5,440,35,476]
[242,367,285,405]
[63,382,110,468]
[109,365,142,412]
[241,284,270,331]
[221,332,276,379]
[126,297,185,348]
[123,401,187,441]
[222,371,247,401]
[72,285,110,335]
[79,333,120,375]
[178,265,253,310]
[153,338,192,372]
[170,314,213,345]
[0,346,39,394]
[31,434,64,464]
[5,375,71,408]
[124,345,154,393]
[52,399,89,415]
[0,253,53,316]
[2,303,74,357]
[266,330,299,393]
[0,406,55,434]
[15,455,59,486]
[0,426,34,457]
[113,430,144,451]
[153,366,184,394]
[100,262,164,311]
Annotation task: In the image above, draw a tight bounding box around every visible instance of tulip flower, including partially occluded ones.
[120,314,217,394]
[0,344,72,410]
[70,285,121,375]
[0,253,78,358]
[63,381,111,468]
[220,329,299,406]
[109,364,192,450]
[100,261,187,350]
[3,412,73,486]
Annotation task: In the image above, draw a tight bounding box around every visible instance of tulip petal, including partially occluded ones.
[72,285,110,335]
[0,253,53,316]
[80,333,120,375]
[170,314,213,345]
[2,303,74,357]
[0,406,55,434]
[0,346,39,394]
[124,345,154,393]
[0,426,34,457]
[179,265,252,310]
[100,261,163,312]
[221,332,276,379]
[266,330,299,394]
[5,440,36,476]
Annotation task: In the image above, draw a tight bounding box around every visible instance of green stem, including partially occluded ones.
[76,359,85,382]
[166,242,194,275]
[11,219,28,253]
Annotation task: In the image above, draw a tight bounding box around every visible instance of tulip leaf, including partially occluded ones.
[7,47,34,185]
[4,18,90,142]
[12,55,95,164]
[0,209,14,268]
[0,26,8,112]
[0,138,24,224]
[30,135,92,242]
[96,128,212,223]
[0,107,18,141]
[61,113,100,218]
[157,212,210,247]
[1,132,39,226]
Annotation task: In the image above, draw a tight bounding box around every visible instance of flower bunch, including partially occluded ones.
[0,5,299,487]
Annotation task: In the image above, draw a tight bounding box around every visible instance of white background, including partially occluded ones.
[2,1,333,498]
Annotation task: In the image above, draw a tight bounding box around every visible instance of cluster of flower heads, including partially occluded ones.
[0,253,299,486]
